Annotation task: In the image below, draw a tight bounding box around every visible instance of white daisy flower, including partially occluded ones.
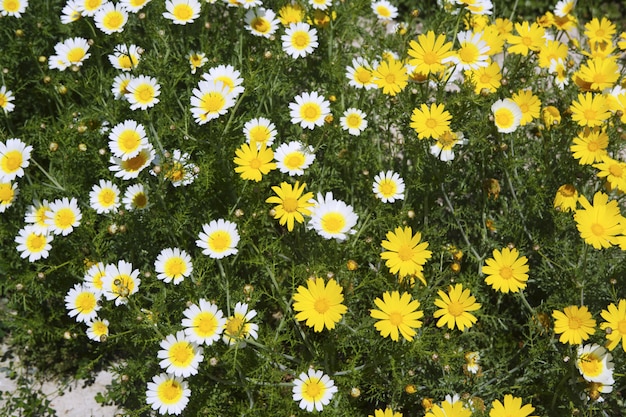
[108,44,141,71]
[371,0,398,21]
[181,299,226,345]
[554,0,575,17]
[161,149,198,187]
[24,199,52,235]
[108,119,149,159]
[243,117,277,148]
[1,0,28,17]
[274,141,315,176]
[119,0,151,13]
[122,183,148,210]
[282,22,318,59]
[163,0,201,25]
[372,170,405,203]
[292,368,338,412]
[154,247,192,284]
[76,0,103,16]
[576,343,615,384]
[101,260,141,306]
[64,283,100,323]
[157,331,204,378]
[109,143,156,180]
[190,80,236,125]
[89,179,121,214]
[222,302,258,347]
[51,37,91,70]
[308,192,358,241]
[245,7,279,38]
[46,197,82,236]
[125,75,160,110]
[346,57,378,90]
[60,0,82,24]
[0,181,18,213]
[86,318,109,342]
[445,30,490,71]
[289,91,331,130]
[15,225,53,262]
[201,64,245,97]
[94,1,128,34]
[111,73,133,100]
[0,85,16,113]
[187,51,208,74]
[83,261,107,297]
[146,373,191,416]
[0,137,33,182]
[196,219,239,259]
[340,108,368,136]
[429,130,467,161]
[491,98,522,133]
[308,0,331,11]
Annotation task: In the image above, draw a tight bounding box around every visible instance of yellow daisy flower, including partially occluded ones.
[433,283,481,331]
[370,291,423,342]
[482,247,530,293]
[293,277,347,332]
[410,103,452,140]
[372,57,408,96]
[552,305,596,345]
[233,142,276,182]
[380,226,432,284]
[265,181,314,231]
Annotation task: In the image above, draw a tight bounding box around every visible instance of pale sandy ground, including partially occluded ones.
[0,345,120,417]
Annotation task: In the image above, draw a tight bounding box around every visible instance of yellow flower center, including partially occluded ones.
[579,353,602,377]
[164,257,187,277]
[301,103,321,121]
[249,158,262,169]
[587,140,600,151]
[379,180,396,197]
[314,297,330,314]
[134,84,154,103]
[165,163,185,182]
[2,150,22,173]
[568,316,582,329]
[98,188,116,207]
[303,379,323,401]
[201,92,226,113]
[67,47,86,63]
[591,223,605,237]
[458,43,479,64]
[321,212,346,234]
[3,0,19,12]
[397,245,413,262]
[0,94,6,108]
[447,301,465,317]
[559,185,576,197]
[26,233,46,252]
[0,183,14,202]
[173,4,193,21]
[584,109,597,122]
[346,114,362,128]
[423,51,438,65]
[293,32,309,48]
[76,291,97,313]
[499,266,513,279]
[169,341,194,367]
[251,17,271,34]
[121,151,148,171]
[92,321,108,336]
[249,126,271,144]
[355,67,372,84]
[119,130,141,153]
[103,11,124,29]
[425,117,438,129]
[495,109,514,128]
[385,73,396,84]
[389,311,403,326]
[157,380,183,405]
[225,315,245,338]
[375,6,391,18]
[285,152,305,169]
[55,207,76,229]
[132,192,147,208]
[521,36,533,46]
[118,54,137,69]
[209,231,231,252]
[112,274,135,296]
[85,0,102,10]
[282,197,298,213]
[193,312,218,336]
[618,320,626,334]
